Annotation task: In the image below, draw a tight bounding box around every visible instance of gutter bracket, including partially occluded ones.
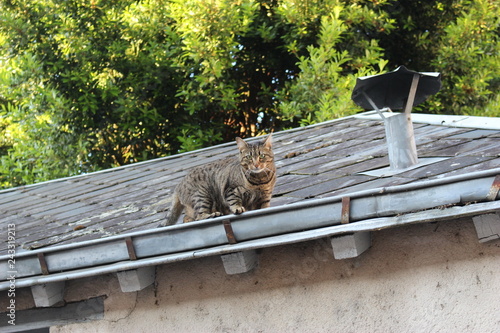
[125,237,137,260]
[223,219,237,244]
[341,197,351,224]
[37,253,49,275]
[486,175,500,201]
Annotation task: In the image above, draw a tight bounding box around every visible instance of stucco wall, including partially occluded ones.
[53,218,499,332]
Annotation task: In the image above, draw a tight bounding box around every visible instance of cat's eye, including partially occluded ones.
[259,154,266,160]
[245,154,252,160]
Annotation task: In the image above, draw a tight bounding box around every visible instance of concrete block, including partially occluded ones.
[331,232,372,260]
[473,214,500,243]
[221,250,258,275]
[31,281,65,307]
[117,266,156,292]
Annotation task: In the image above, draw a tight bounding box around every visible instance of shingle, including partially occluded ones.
[285,174,375,199]
[319,176,417,199]
[397,156,493,179]
[428,138,500,157]
[447,129,499,139]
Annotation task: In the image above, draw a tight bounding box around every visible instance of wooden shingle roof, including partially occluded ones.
[2,112,500,256]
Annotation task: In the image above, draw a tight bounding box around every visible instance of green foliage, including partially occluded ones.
[0,52,87,187]
[0,0,498,188]
[169,0,263,139]
[177,126,223,153]
[278,1,394,124]
[429,0,499,116]
[379,0,471,71]
[1,0,185,187]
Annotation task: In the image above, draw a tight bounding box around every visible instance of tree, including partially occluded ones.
[1,0,186,187]
[0,0,498,188]
[378,0,499,115]
[0,52,82,187]
[429,0,499,116]
[277,0,395,125]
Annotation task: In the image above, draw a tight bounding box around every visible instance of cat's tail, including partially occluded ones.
[158,194,183,227]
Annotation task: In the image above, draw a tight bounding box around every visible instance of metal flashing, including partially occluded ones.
[486,175,500,201]
[355,112,500,130]
[341,197,351,224]
[3,199,500,291]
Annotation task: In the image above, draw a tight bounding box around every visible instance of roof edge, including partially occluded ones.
[6,167,500,259]
[2,168,500,289]
[2,199,499,291]
[355,111,500,130]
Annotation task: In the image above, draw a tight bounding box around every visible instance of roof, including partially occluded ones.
[1,112,500,289]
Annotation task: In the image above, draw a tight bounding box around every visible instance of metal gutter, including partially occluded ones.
[2,168,500,290]
[4,200,500,290]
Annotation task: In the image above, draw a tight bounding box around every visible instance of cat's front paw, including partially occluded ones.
[195,212,222,220]
[231,206,246,214]
[209,212,222,218]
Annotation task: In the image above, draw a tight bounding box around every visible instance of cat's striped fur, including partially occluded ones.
[159,135,276,226]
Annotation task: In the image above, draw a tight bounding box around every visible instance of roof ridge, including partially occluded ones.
[1,111,497,193]
[355,111,500,130]
[0,114,355,193]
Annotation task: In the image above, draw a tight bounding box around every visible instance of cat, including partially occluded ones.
[158,134,276,226]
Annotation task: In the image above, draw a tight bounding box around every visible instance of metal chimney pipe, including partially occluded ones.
[384,74,420,170]
[384,113,418,170]
[356,72,425,170]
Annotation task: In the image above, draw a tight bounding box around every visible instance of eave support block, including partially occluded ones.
[330,232,372,260]
[31,281,65,307]
[117,266,156,292]
[472,213,500,243]
[221,250,258,275]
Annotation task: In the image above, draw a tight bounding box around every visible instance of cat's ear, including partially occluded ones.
[263,134,273,149]
[235,137,248,151]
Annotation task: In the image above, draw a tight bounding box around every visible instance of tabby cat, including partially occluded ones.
[159,135,276,226]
